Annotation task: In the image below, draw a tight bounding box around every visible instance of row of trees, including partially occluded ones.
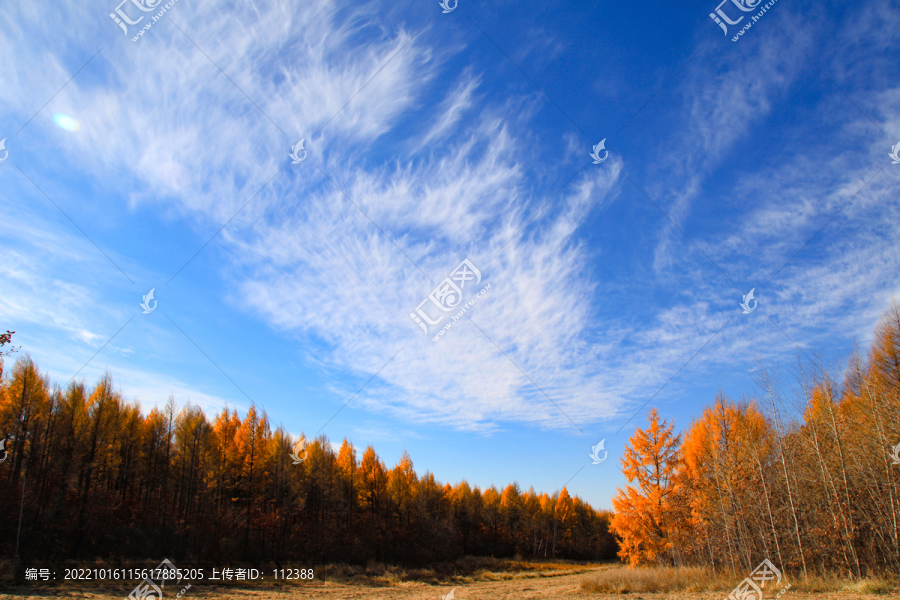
[612,301,900,577]
[0,355,616,564]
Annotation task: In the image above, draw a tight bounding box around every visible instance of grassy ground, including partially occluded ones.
[3,560,897,599]
[579,565,897,595]
[314,556,597,586]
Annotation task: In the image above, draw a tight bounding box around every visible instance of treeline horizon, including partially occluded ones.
[0,357,618,565]
[612,300,900,577]
[5,299,898,573]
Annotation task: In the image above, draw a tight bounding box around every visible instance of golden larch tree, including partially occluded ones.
[611,408,682,566]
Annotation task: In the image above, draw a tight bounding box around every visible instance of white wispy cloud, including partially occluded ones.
[1,0,898,437]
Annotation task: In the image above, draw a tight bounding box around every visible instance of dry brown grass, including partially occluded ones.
[3,562,898,600]
[580,566,900,595]
[315,556,596,587]
[4,559,897,599]
[580,566,730,594]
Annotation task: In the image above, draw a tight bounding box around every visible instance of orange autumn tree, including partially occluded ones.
[0,359,636,564]
[611,408,683,566]
[678,394,782,574]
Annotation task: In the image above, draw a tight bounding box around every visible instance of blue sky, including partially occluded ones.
[1,0,898,510]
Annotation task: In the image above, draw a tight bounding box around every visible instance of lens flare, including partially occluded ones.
[53,113,80,132]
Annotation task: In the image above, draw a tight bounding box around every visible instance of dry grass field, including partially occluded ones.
[4,562,896,600]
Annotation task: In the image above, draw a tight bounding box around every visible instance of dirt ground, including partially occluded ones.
[3,567,890,600]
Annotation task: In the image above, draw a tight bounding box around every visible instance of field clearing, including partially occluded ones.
[4,564,893,600]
